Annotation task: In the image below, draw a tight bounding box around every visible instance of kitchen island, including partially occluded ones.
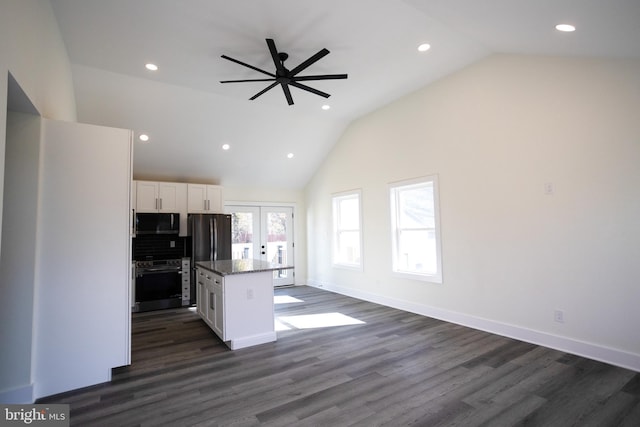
[195,259,293,350]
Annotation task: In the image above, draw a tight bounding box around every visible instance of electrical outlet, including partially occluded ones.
[170,241,175,248]
[246,288,254,300]
[554,309,565,323]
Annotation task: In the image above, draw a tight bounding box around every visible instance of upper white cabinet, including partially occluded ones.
[134,181,188,235]
[136,181,185,213]
[187,184,223,213]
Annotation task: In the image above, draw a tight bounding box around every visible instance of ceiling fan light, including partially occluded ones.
[555,24,576,32]
[321,104,331,110]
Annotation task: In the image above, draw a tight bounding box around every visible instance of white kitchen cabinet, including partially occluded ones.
[135,181,185,213]
[187,184,223,213]
[195,260,288,350]
[134,180,188,235]
[196,268,209,320]
[210,273,225,338]
[181,258,191,306]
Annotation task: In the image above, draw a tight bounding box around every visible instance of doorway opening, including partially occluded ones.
[225,204,294,287]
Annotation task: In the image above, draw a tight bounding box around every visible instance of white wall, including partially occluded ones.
[0,0,77,403]
[305,54,640,371]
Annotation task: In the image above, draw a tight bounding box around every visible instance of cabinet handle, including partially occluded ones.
[159,198,162,210]
[209,293,214,310]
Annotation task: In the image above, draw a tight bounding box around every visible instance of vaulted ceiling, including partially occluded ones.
[49,0,640,189]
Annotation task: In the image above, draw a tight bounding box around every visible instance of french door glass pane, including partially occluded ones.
[231,212,254,259]
[266,212,289,278]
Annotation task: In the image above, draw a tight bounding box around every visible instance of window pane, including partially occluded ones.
[231,212,253,259]
[398,184,434,228]
[338,197,359,229]
[397,229,437,274]
[337,230,360,264]
[332,191,362,268]
[390,176,442,282]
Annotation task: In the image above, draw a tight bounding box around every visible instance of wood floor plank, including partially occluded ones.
[38,285,639,426]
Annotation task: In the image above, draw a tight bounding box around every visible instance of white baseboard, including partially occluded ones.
[228,331,277,350]
[0,384,34,404]
[307,280,640,373]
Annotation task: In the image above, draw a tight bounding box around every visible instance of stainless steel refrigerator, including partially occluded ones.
[188,213,232,304]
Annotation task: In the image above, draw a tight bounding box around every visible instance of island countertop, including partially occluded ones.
[196,259,293,276]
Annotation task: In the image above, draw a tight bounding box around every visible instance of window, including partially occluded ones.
[332,190,362,269]
[390,176,442,282]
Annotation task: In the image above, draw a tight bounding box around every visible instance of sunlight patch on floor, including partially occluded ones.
[274,295,304,304]
[276,312,366,330]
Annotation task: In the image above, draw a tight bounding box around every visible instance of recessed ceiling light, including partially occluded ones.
[555,24,576,32]
[417,43,431,52]
[139,134,149,142]
[222,143,230,150]
[287,153,294,159]
[321,104,331,110]
[145,63,158,71]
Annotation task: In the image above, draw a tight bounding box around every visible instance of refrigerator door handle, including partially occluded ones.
[213,216,218,261]
[209,217,214,262]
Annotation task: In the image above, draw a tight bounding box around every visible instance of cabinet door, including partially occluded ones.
[173,183,188,235]
[206,185,224,213]
[187,184,208,213]
[136,181,159,212]
[196,268,207,320]
[211,276,225,339]
[158,182,178,212]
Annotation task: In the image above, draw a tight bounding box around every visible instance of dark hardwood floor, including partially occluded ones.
[41,286,640,426]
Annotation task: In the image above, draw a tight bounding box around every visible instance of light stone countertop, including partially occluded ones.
[195,259,293,276]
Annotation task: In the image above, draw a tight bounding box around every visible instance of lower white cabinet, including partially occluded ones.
[196,268,208,320]
[210,275,224,338]
[195,266,276,350]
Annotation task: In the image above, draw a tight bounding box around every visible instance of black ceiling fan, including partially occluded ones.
[220,38,347,106]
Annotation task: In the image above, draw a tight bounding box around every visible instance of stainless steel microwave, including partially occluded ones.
[135,213,180,235]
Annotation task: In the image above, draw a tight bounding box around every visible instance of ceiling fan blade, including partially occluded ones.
[221,55,275,78]
[220,78,276,83]
[289,81,330,98]
[292,74,348,81]
[289,48,329,76]
[281,83,294,105]
[266,38,286,76]
[249,82,279,100]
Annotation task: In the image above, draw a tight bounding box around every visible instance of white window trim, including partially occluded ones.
[389,175,443,283]
[332,189,363,270]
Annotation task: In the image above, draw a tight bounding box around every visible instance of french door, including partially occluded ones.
[225,205,294,287]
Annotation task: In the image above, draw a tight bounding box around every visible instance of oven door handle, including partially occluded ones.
[137,269,181,275]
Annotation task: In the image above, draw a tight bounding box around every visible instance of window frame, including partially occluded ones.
[389,175,443,283]
[331,189,363,270]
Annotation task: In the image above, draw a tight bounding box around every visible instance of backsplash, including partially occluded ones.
[133,235,188,260]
